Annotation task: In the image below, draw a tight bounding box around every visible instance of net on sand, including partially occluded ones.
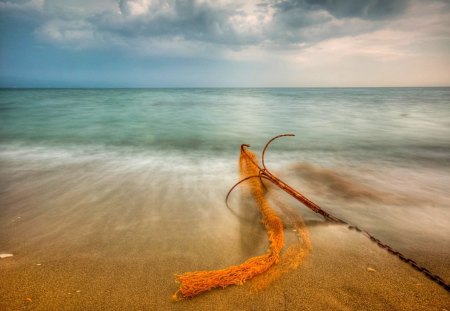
[173,149,284,300]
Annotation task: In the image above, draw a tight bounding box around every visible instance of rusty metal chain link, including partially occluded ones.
[228,134,450,293]
[346,224,450,291]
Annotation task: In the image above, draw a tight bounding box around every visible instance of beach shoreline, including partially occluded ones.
[1,88,449,309]
[1,152,449,310]
[1,224,449,310]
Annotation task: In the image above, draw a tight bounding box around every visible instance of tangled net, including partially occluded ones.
[173,147,285,300]
[173,133,450,297]
[251,193,311,292]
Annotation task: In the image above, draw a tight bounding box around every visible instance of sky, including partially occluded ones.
[0,0,449,87]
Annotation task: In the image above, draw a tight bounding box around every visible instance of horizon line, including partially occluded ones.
[1,86,449,90]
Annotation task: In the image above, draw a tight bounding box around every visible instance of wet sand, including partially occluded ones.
[1,153,449,310]
[1,225,449,310]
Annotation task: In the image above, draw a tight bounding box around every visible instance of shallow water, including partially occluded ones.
[0,88,449,307]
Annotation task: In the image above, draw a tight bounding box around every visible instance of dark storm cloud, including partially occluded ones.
[89,0,354,49]
[275,0,410,20]
[3,0,449,51]
[93,0,259,46]
[266,0,412,45]
[89,0,413,49]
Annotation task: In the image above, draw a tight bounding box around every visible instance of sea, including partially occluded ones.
[1,87,449,284]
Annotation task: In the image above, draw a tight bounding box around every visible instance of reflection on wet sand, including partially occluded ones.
[0,148,449,309]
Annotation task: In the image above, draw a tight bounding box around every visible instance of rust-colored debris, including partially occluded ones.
[251,193,311,292]
[173,133,449,298]
[173,148,285,300]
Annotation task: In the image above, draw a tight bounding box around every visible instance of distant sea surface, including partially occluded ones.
[1,88,449,289]
[0,88,449,161]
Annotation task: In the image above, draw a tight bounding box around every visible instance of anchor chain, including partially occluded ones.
[226,134,450,292]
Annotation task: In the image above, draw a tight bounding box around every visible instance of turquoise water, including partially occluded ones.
[1,88,449,165]
[1,88,449,282]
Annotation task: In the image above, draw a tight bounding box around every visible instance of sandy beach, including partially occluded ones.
[1,149,449,310]
[1,224,449,310]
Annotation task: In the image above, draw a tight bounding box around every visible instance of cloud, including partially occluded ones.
[95,0,267,46]
[118,0,172,17]
[36,19,96,47]
[290,0,410,20]
[4,0,450,62]
[0,0,44,11]
[265,0,412,47]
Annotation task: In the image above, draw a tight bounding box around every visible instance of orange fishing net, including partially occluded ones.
[173,149,285,300]
[251,194,311,291]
